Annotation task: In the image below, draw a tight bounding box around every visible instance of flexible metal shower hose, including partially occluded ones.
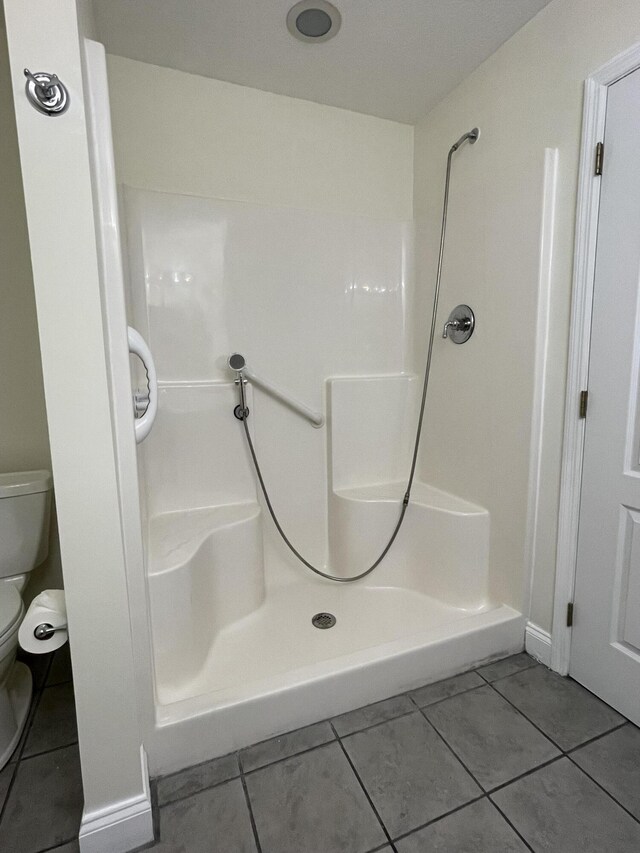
[237,138,467,582]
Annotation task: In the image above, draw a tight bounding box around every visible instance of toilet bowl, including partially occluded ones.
[0,470,52,770]
[0,586,31,767]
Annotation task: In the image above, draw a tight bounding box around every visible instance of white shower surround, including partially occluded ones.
[122,188,523,772]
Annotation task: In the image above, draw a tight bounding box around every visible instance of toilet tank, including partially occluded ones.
[0,471,52,580]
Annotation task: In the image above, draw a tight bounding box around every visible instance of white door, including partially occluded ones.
[572,66,640,725]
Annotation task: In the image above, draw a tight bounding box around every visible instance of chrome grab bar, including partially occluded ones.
[228,354,324,428]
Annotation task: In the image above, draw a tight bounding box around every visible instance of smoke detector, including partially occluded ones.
[286,1,342,43]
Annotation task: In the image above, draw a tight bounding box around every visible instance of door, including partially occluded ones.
[572,66,640,725]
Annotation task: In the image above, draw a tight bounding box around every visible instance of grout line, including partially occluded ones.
[408,681,486,713]
[0,762,18,828]
[566,752,640,827]
[490,797,536,852]
[238,718,336,758]
[334,707,418,740]
[153,768,242,809]
[483,678,567,752]
[485,754,564,796]
[0,669,50,827]
[415,696,573,805]
[239,761,263,853]
[485,676,629,758]
[242,738,336,777]
[389,793,486,845]
[565,721,628,755]
[476,659,538,685]
[159,748,241,781]
[417,678,571,799]
[331,722,397,852]
[413,703,487,793]
[20,739,80,764]
[34,835,81,853]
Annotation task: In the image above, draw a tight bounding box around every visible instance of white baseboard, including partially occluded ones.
[79,747,154,853]
[525,621,552,667]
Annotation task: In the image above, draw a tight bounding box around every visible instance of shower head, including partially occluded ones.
[450,127,480,153]
[228,352,246,372]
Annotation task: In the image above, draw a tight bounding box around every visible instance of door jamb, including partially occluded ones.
[553,41,640,675]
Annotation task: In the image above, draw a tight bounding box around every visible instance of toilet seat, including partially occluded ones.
[0,586,23,643]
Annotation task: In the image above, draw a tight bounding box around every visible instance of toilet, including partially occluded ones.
[0,470,52,769]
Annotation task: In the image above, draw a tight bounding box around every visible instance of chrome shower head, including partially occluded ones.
[450,127,480,153]
[228,352,246,372]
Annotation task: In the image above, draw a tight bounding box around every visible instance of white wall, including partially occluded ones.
[106,55,414,221]
[0,12,62,600]
[106,56,414,574]
[123,188,411,572]
[413,0,640,632]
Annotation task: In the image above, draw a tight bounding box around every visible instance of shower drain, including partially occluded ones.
[312,612,336,629]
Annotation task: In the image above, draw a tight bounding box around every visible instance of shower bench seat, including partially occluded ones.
[148,502,262,576]
[330,479,490,607]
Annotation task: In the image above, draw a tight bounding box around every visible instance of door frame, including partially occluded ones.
[553,40,640,675]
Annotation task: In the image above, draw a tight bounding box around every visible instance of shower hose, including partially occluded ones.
[235,130,478,582]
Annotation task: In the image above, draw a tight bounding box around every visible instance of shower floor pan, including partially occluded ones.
[147,520,524,775]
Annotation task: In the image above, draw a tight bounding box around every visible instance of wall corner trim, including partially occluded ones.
[79,747,154,853]
[525,621,552,667]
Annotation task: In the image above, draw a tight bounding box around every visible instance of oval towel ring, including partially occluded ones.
[128,326,158,444]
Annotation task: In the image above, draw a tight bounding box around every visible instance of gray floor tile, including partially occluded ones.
[493,666,624,750]
[409,671,485,708]
[158,778,256,853]
[424,685,559,790]
[343,711,480,837]
[572,724,640,819]
[476,653,536,682]
[23,682,78,757]
[0,744,83,853]
[396,798,529,852]
[241,721,334,772]
[47,645,73,686]
[156,751,239,806]
[0,762,15,810]
[245,741,386,853]
[492,757,640,853]
[332,695,414,737]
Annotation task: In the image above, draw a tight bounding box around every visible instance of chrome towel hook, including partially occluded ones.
[24,68,69,116]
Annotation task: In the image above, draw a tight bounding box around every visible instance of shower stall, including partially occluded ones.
[86,42,524,774]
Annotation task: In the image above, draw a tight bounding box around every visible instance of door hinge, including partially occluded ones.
[566,602,574,627]
[579,390,588,418]
[595,142,604,176]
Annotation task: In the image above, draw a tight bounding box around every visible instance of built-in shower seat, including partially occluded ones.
[330,480,490,608]
[146,503,265,691]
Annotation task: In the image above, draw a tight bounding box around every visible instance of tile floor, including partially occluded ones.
[3,650,640,852]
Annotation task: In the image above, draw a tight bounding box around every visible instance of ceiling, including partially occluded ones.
[92,0,552,124]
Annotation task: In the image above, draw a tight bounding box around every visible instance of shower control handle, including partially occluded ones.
[442,305,475,344]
